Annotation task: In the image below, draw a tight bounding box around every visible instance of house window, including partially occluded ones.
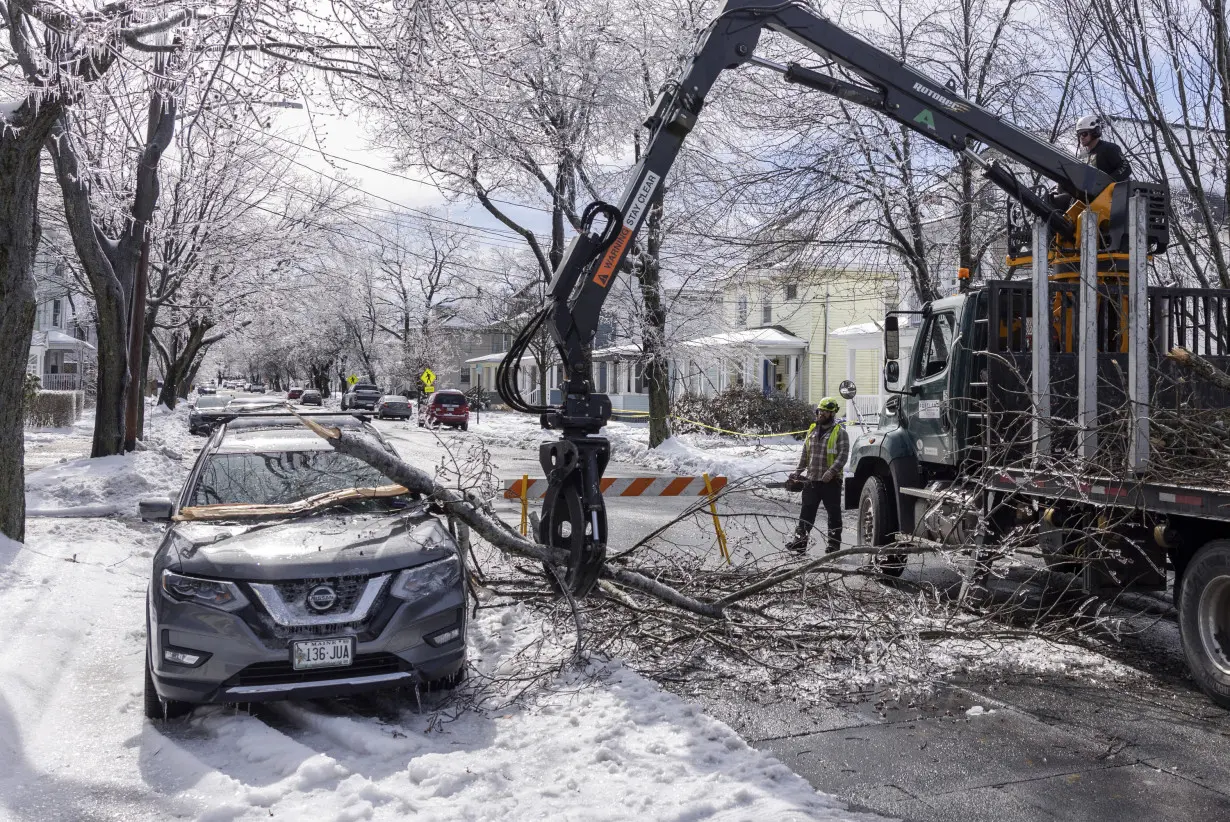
[489,334,501,354]
[460,371,470,384]
[52,299,62,328]
[785,284,798,300]
[762,300,772,324]
[736,294,749,326]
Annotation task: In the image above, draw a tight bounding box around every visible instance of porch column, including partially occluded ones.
[786,355,797,398]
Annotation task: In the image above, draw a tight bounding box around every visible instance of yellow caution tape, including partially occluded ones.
[610,408,808,437]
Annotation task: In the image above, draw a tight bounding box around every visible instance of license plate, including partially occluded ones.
[291,637,354,671]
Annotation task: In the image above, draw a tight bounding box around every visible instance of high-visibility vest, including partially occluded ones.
[804,422,843,468]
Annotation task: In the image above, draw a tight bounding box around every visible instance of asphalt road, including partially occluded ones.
[377,418,1230,822]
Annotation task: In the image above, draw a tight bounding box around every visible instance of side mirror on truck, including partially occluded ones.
[885,316,900,361]
[884,361,900,384]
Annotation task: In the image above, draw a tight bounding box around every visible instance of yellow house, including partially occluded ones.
[725,268,900,417]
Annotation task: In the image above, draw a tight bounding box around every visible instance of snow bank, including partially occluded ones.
[24,402,195,518]
[24,450,187,516]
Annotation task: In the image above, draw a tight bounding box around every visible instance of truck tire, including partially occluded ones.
[1039,521,1084,576]
[1178,539,1230,708]
[859,475,906,578]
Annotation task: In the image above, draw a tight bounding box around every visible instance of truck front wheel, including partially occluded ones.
[1179,539,1230,708]
[859,475,906,578]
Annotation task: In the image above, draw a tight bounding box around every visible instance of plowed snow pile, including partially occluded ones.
[24,404,194,517]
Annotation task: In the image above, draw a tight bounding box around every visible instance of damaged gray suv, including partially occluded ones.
[140,413,466,720]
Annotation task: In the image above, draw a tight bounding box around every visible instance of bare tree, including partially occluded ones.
[0,2,189,539]
[1070,0,1229,287]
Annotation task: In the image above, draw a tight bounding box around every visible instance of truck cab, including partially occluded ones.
[844,291,988,566]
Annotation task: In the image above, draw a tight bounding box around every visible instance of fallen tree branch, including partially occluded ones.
[297,415,725,619]
[1168,346,1230,390]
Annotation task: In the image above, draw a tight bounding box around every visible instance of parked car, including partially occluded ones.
[188,396,230,436]
[300,389,323,406]
[341,382,382,411]
[287,387,305,401]
[418,390,470,430]
[139,413,467,720]
[248,383,266,394]
[197,384,217,396]
[376,395,413,420]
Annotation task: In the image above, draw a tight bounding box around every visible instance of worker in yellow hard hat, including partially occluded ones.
[786,397,849,555]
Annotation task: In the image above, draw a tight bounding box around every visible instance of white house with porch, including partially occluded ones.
[465,351,565,406]
[667,326,809,399]
[829,320,919,423]
[467,325,809,412]
[27,289,96,392]
[584,326,809,412]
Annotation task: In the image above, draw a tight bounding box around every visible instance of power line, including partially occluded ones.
[204,109,551,247]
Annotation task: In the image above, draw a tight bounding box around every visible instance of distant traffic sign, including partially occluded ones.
[347,374,358,386]
[420,368,436,393]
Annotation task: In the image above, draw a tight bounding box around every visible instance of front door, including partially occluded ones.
[906,311,958,465]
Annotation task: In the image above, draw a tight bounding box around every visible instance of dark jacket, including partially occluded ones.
[1088,139,1131,182]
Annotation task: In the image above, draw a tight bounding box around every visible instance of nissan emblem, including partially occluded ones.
[306,584,338,612]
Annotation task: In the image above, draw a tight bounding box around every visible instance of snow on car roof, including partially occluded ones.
[215,427,337,453]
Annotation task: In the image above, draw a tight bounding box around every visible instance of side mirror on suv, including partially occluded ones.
[139,497,174,522]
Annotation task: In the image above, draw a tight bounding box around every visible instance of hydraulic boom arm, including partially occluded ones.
[499,0,1168,595]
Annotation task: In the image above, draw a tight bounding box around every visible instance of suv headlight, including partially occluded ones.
[160,570,249,612]
[391,555,461,600]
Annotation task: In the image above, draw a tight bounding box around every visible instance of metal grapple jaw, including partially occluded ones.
[537,436,610,597]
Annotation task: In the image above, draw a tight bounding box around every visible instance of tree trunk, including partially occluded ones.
[637,197,671,448]
[47,120,132,458]
[157,321,213,408]
[0,107,59,541]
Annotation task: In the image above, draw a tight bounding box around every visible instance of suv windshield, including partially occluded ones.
[190,451,398,507]
[435,394,465,409]
[355,384,378,392]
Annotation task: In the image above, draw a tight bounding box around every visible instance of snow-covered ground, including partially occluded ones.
[4,404,882,821]
[469,411,822,483]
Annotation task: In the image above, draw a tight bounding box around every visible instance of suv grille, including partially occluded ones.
[274,575,368,614]
[232,653,408,687]
[246,574,392,647]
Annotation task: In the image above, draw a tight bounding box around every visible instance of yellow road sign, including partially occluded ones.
[420,368,436,392]
[347,374,358,386]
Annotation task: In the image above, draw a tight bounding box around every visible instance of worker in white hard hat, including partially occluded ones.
[1073,114,1131,181]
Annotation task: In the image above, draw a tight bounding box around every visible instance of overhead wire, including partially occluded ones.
[200,108,551,248]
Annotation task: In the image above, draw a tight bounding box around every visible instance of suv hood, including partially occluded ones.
[167,511,455,580]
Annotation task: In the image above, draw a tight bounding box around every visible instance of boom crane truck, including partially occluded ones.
[498,0,1230,707]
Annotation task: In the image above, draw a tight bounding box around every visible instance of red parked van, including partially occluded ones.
[418,390,470,430]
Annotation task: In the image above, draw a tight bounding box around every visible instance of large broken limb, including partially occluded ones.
[1167,347,1230,391]
[299,416,724,618]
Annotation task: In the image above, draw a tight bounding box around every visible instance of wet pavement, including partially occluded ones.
[695,607,1230,821]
